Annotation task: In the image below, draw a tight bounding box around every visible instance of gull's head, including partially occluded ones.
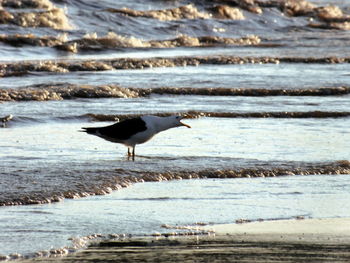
[171,115,191,128]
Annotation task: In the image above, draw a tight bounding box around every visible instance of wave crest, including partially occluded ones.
[106,4,212,21]
[1,0,55,9]
[86,110,350,122]
[0,8,71,30]
[1,160,349,206]
[2,56,350,77]
[1,85,349,102]
[0,32,260,51]
[0,85,138,101]
[209,5,246,19]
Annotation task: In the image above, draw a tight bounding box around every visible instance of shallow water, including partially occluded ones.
[1,0,350,259]
[1,118,349,164]
[2,63,350,89]
[2,174,350,256]
[2,94,350,122]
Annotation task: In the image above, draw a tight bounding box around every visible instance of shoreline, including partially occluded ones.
[17,218,350,262]
[201,217,350,244]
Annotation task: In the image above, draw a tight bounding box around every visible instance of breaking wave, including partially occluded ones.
[0,33,261,51]
[1,0,55,9]
[106,4,212,21]
[85,110,350,122]
[1,160,349,206]
[0,7,71,30]
[106,4,245,21]
[0,84,138,101]
[0,0,349,39]
[1,85,349,102]
[1,56,350,77]
[147,86,350,97]
[58,33,261,52]
[0,33,64,47]
[0,0,71,30]
[103,0,350,30]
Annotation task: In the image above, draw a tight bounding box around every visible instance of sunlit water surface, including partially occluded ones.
[2,64,350,89]
[1,0,350,258]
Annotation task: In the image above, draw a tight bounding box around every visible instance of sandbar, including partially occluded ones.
[17,218,350,262]
[202,217,350,244]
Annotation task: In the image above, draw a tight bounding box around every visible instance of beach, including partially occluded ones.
[1,0,350,260]
[16,218,350,262]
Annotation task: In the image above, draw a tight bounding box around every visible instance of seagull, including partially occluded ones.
[81,115,191,159]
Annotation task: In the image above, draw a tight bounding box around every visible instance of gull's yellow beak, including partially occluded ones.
[180,119,191,128]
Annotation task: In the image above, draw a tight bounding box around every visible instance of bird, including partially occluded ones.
[81,115,191,160]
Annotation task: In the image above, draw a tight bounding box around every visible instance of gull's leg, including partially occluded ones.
[127,148,131,157]
[127,147,133,161]
[132,146,135,161]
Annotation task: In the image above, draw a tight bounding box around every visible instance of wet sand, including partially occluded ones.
[17,218,350,262]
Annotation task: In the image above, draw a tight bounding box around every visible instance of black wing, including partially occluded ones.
[82,117,147,140]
